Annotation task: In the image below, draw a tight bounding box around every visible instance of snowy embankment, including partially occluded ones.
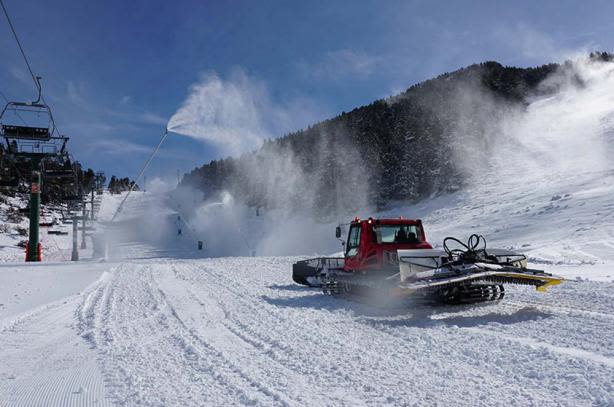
[383,166,614,282]
[0,193,39,263]
[0,191,108,263]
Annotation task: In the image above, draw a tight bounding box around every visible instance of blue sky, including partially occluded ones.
[1,0,613,184]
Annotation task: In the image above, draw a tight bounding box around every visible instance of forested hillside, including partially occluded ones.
[180,53,611,215]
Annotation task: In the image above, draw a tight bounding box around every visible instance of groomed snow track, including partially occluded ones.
[1,190,613,406]
[3,256,611,406]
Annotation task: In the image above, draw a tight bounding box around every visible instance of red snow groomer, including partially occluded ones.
[292,217,563,304]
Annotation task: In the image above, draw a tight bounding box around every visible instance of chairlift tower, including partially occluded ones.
[0,94,70,261]
[95,171,105,195]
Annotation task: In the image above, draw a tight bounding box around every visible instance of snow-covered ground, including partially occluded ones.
[0,188,613,406]
[387,165,614,282]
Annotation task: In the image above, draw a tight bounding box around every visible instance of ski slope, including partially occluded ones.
[0,189,613,406]
[74,257,614,406]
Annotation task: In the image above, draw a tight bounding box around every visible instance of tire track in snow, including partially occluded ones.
[154,280,297,407]
[79,262,289,406]
[505,297,614,320]
[464,326,614,368]
[177,261,534,406]
[207,262,545,403]
[188,258,614,406]
[174,261,410,406]
[90,263,242,406]
[77,270,112,347]
[164,263,354,406]
[504,299,614,321]
[470,299,614,360]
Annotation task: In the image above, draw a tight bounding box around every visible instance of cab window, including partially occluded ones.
[374,225,421,244]
[346,224,361,257]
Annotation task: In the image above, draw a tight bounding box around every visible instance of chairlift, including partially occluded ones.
[0,91,68,160]
[2,123,50,140]
[0,101,54,140]
[41,152,75,179]
[62,183,83,202]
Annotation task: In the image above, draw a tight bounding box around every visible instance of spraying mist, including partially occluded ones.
[155,55,614,259]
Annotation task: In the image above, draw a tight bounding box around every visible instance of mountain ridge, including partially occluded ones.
[180,53,612,215]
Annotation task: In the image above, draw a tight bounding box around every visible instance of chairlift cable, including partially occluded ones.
[40,94,61,137]
[0,1,60,137]
[0,0,41,100]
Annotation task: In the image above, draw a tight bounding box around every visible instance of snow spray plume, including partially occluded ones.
[495,56,614,178]
[167,68,324,156]
[439,55,614,185]
[98,191,182,260]
[167,70,266,155]
[239,128,369,255]
[181,131,370,257]
[167,69,369,256]
[399,53,614,258]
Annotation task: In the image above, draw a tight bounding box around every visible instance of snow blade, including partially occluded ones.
[397,266,563,294]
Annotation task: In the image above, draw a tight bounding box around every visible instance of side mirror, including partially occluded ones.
[335,226,342,238]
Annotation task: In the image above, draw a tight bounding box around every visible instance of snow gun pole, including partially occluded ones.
[25,170,41,262]
[71,216,78,261]
[81,193,87,249]
[110,128,169,223]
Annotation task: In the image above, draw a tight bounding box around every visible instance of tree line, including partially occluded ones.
[181,54,612,215]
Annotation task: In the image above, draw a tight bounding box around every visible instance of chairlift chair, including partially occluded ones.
[62,185,83,202]
[41,152,75,179]
[0,101,54,139]
[0,99,68,161]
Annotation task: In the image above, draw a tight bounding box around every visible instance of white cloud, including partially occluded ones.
[119,95,132,105]
[299,49,380,80]
[9,66,30,86]
[88,138,152,156]
[137,111,168,126]
[67,81,87,105]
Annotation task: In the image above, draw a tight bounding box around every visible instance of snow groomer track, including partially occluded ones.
[2,254,613,406]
